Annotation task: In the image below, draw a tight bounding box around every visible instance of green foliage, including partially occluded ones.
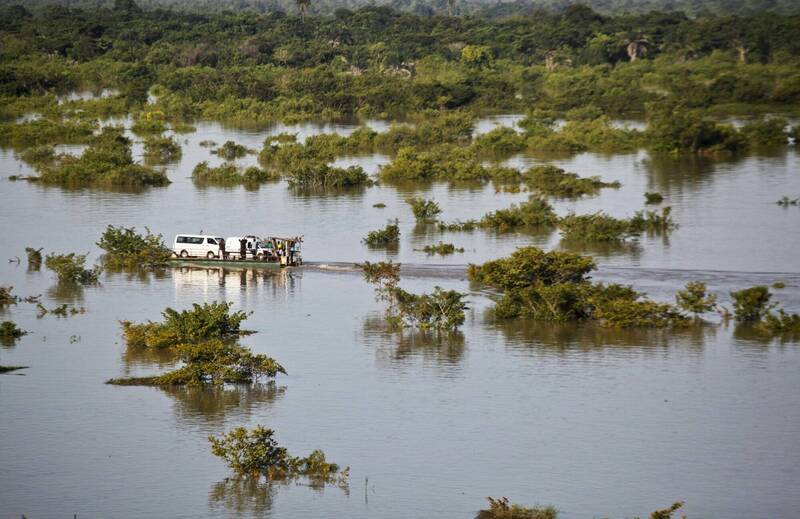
[0,286,17,305]
[757,310,800,337]
[45,252,101,284]
[644,192,664,204]
[476,497,557,519]
[208,425,347,486]
[420,242,464,255]
[524,165,619,198]
[470,247,688,327]
[468,247,596,290]
[213,140,252,160]
[676,281,717,315]
[286,163,370,190]
[526,118,643,153]
[739,118,789,147]
[97,225,172,268]
[121,301,249,350]
[19,145,56,166]
[359,260,401,286]
[437,219,479,232]
[0,119,96,147]
[363,221,400,247]
[384,286,469,330]
[36,127,170,189]
[192,161,276,186]
[646,105,745,153]
[0,321,27,339]
[472,127,526,156]
[648,502,685,519]
[480,197,558,231]
[406,197,442,221]
[559,207,676,241]
[25,247,42,270]
[107,339,285,386]
[143,135,182,164]
[730,286,775,322]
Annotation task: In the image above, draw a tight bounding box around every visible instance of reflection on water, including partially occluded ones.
[164,382,286,426]
[558,237,644,259]
[46,281,86,304]
[492,318,714,352]
[362,314,466,365]
[209,477,277,517]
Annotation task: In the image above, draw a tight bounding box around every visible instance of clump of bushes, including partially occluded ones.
[0,286,18,305]
[469,247,689,328]
[209,425,348,487]
[730,286,775,322]
[361,261,467,330]
[645,192,664,204]
[35,127,170,189]
[121,301,249,350]
[406,197,442,221]
[437,220,479,232]
[363,221,400,248]
[480,197,558,232]
[143,135,182,164]
[213,140,252,160]
[0,321,27,339]
[559,207,676,241]
[286,163,371,190]
[0,118,96,147]
[19,145,56,166]
[524,165,619,198]
[97,225,172,268]
[107,339,285,386]
[472,126,526,155]
[676,281,717,316]
[25,247,42,270]
[45,253,101,284]
[420,242,464,255]
[192,161,277,186]
[476,497,557,519]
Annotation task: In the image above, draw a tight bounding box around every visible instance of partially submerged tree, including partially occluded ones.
[676,281,717,316]
[45,253,101,284]
[97,225,172,268]
[406,197,442,222]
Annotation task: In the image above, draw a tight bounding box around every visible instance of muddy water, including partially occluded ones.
[1,118,799,519]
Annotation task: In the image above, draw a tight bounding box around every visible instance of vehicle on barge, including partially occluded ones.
[170,233,303,267]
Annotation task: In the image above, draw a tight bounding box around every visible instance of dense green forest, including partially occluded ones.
[2,0,798,17]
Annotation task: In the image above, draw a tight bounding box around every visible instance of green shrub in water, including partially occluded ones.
[0,286,17,305]
[730,286,775,322]
[209,425,348,486]
[121,301,250,350]
[363,221,400,248]
[644,192,664,204]
[420,242,464,255]
[0,321,27,339]
[406,197,442,221]
[475,497,557,519]
[676,281,717,316]
[97,225,172,268]
[45,253,101,284]
[25,247,43,270]
[213,140,252,160]
[143,135,182,164]
[286,162,370,189]
[480,197,558,232]
[524,165,620,198]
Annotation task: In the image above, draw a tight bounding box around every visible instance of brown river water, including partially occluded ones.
[1,116,799,518]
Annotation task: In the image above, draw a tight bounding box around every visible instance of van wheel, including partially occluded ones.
[256,252,264,260]
[180,250,189,258]
[207,251,217,259]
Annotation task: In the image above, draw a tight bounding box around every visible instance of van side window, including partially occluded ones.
[190,237,204,244]
[207,238,217,244]
[177,236,187,244]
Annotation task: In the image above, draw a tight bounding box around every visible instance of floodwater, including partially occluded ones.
[1,116,799,519]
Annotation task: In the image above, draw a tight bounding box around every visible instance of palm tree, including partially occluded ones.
[295,0,310,22]
[625,38,649,62]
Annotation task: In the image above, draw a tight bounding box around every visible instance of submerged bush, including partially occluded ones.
[0,118,96,147]
[524,165,619,198]
[644,192,664,204]
[0,286,17,305]
[25,247,43,270]
[363,221,400,248]
[97,225,172,268]
[676,281,717,316]
[437,219,479,232]
[406,197,442,221]
[36,127,169,189]
[213,140,252,160]
[384,286,468,330]
[108,339,285,386]
[472,126,526,155]
[193,161,276,186]
[476,497,557,519]
[19,145,56,166]
[143,135,182,164]
[420,242,464,255]
[286,162,370,190]
[121,301,250,350]
[45,253,101,284]
[757,310,800,337]
[480,197,558,232]
[359,261,401,286]
[559,207,676,241]
[730,286,775,322]
[0,321,27,339]
[209,425,347,486]
[470,247,688,328]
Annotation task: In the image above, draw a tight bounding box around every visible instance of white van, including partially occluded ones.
[226,235,275,260]
[173,234,224,259]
